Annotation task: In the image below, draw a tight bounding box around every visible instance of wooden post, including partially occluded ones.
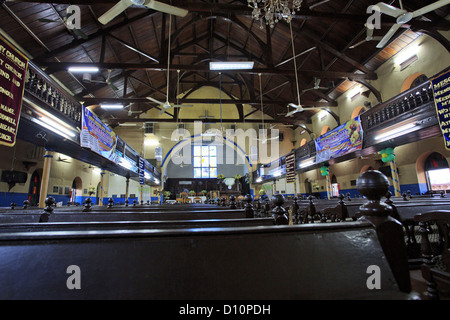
[356,170,411,293]
[389,160,401,197]
[38,150,54,209]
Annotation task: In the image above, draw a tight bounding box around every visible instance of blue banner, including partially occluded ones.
[81,106,118,163]
[315,116,363,163]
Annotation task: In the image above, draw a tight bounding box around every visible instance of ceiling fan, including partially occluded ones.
[38,11,88,40]
[98,0,188,25]
[374,0,450,48]
[56,156,70,163]
[284,103,329,117]
[349,23,384,49]
[83,70,118,91]
[125,103,141,116]
[301,78,331,94]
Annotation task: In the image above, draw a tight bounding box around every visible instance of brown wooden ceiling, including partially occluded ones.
[1,0,449,127]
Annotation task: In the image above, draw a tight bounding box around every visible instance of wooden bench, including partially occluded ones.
[0,217,275,233]
[0,221,412,300]
[413,210,450,300]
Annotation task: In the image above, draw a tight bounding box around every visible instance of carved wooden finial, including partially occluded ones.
[39,197,55,222]
[271,194,288,225]
[82,197,92,212]
[229,195,237,209]
[108,198,114,208]
[244,194,254,218]
[356,170,392,217]
[23,200,29,209]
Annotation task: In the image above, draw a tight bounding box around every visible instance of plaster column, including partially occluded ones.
[38,150,54,208]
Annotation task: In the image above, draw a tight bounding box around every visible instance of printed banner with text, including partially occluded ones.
[0,35,29,147]
[430,69,450,150]
[81,106,119,163]
[315,116,363,163]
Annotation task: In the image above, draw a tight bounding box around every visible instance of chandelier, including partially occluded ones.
[248,0,303,29]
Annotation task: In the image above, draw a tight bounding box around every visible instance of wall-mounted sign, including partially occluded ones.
[315,116,363,163]
[285,152,296,183]
[430,69,450,150]
[139,156,145,185]
[0,35,29,147]
[81,106,118,163]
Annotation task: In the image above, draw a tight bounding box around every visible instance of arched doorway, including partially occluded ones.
[424,152,450,193]
[71,177,82,205]
[28,170,41,206]
[304,178,312,195]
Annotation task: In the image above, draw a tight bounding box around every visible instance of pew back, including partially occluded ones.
[0,222,410,299]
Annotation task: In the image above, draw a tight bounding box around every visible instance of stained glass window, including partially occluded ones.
[193,145,217,178]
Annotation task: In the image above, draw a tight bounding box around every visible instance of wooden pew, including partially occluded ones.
[413,210,450,300]
[0,217,275,233]
[0,221,412,300]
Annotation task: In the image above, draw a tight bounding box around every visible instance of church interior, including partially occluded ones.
[0,0,449,302]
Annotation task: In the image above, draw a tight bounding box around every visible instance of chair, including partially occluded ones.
[193,197,202,203]
[180,192,188,204]
[413,210,450,300]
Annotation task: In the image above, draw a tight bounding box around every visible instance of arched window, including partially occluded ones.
[351,106,365,119]
[300,138,307,147]
[401,73,428,93]
[424,152,450,193]
[320,125,330,136]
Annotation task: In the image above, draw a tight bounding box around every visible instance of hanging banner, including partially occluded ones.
[81,106,119,163]
[285,152,296,183]
[0,35,29,147]
[430,69,450,150]
[315,116,363,163]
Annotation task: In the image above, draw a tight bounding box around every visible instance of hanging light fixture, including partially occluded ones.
[248,0,304,29]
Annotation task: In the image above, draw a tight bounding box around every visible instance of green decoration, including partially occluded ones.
[379,148,395,163]
[320,166,329,176]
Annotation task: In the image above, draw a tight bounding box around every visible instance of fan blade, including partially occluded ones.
[145,0,188,17]
[108,83,119,91]
[173,105,194,108]
[412,0,450,18]
[146,96,165,105]
[350,39,367,49]
[285,110,300,117]
[287,103,302,109]
[99,0,133,25]
[375,2,405,17]
[376,23,401,48]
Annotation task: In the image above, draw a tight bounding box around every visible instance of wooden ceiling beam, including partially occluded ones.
[42,61,376,80]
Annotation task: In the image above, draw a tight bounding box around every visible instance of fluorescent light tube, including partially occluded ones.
[100,104,124,109]
[209,61,254,70]
[68,66,99,73]
[33,117,76,139]
[374,122,417,141]
[299,158,315,168]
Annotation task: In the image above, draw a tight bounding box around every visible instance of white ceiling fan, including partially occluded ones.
[349,24,384,49]
[98,0,188,25]
[374,0,450,48]
[301,77,331,94]
[83,69,118,91]
[284,103,328,117]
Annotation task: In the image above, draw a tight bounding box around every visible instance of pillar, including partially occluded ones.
[99,170,105,206]
[125,176,130,200]
[326,174,332,200]
[38,150,54,208]
[389,160,401,197]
